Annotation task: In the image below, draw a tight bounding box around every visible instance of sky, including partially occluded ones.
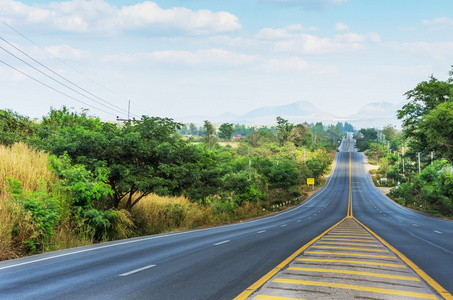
[0,0,452,122]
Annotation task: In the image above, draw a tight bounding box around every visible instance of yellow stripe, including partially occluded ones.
[287,267,419,281]
[322,238,379,243]
[325,235,374,239]
[306,251,396,259]
[273,279,437,300]
[253,295,305,300]
[311,246,388,252]
[354,217,453,300]
[316,242,384,247]
[297,258,406,268]
[233,218,347,300]
[328,233,371,236]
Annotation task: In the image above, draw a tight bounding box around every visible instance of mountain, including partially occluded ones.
[175,100,403,129]
[347,101,403,129]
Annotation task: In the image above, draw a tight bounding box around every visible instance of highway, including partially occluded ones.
[0,138,452,299]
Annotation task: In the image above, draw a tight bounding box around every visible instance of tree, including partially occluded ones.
[276,117,294,144]
[288,123,310,147]
[397,69,453,153]
[203,120,216,150]
[419,101,453,162]
[218,123,234,141]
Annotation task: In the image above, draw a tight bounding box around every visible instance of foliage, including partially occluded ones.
[218,123,234,141]
[276,116,294,144]
[0,109,36,146]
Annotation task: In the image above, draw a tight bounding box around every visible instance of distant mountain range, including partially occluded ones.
[176,100,403,129]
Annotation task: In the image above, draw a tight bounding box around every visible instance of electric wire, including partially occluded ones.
[0,44,128,116]
[0,36,130,115]
[0,20,141,118]
[0,58,117,117]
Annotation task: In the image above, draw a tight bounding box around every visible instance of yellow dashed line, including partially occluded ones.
[253,295,306,300]
[287,267,420,281]
[306,251,396,259]
[324,235,374,239]
[316,242,384,247]
[297,258,406,268]
[272,279,438,300]
[311,246,389,252]
[322,238,379,243]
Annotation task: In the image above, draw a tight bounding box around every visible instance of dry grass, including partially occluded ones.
[0,142,55,193]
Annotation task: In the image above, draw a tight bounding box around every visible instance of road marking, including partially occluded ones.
[311,246,389,252]
[272,279,437,300]
[433,230,442,234]
[297,258,406,268]
[287,267,419,281]
[412,224,419,227]
[233,217,347,300]
[257,230,266,234]
[355,218,453,299]
[214,240,230,246]
[316,241,384,247]
[281,224,287,227]
[253,295,305,300]
[119,264,156,277]
[324,235,374,239]
[306,251,396,259]
[297,220,301,222]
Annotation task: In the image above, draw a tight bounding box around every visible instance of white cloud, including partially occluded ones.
[209,35,261,49]
[286,24,304,32]
[388,41,453,60]
[422,17,453,28]
[335,22,349,31]
[335,32,380,43]
[0,0,241,35]
[102,49,258,67]
[257,0,348,10]
[44,45,88,60]
[264,57,337,74]
[256,28,296,40]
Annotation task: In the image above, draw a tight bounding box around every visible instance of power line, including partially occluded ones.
[0,58,117,117]
[0,20,141,118]
[0,44,128,116]
[0,36,130,115]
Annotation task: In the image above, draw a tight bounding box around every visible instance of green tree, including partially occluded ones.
[276,117,294,144]
[203,120,216,150]
[419,101,453,162]
[397,69,453,153]
[218,123,234,141]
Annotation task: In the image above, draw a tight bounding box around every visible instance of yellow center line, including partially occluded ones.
[311,246,389,252]
[322,238,378,243]
[253,296,306,300]
[306,251,397,259]
[325,235,374,239]
[287,267,420,282]
[316,242,384,247]
[272,279,437,300]
[297,258,406,268]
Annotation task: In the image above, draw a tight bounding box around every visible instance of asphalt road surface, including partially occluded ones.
[0,138,451,299]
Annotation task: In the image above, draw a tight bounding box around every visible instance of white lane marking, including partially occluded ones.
[434,230,442,234]
[412,224,419,227]
[257,230,266,234]
[281,224,287,227]
[297,220,301,222]
[214,240,230,246]
[119,264,156,277]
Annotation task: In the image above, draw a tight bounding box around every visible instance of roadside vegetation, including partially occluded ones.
[356,66,453,218]
[0,107,346,260]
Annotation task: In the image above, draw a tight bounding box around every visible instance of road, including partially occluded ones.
[0,138,451,299]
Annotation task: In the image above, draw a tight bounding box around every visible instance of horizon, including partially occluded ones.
[1,0,451,123]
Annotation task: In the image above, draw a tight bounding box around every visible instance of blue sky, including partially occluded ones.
[1,0,452,122]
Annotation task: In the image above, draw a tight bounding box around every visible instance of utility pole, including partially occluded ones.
[303,146,306,163]
[402,146,405,173]
[248,148,251,181]
[431,151,434,165]
[418,152,421,174]
[128,100,130,121]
